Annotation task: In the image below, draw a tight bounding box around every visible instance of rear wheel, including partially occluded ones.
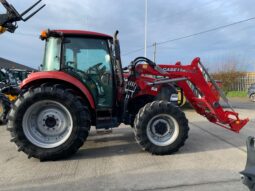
[250,93,255,102]
[7,84,91,160]
[134,101,189,155]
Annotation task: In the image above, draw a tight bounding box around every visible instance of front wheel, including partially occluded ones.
[7,84,91,160]
[134,101,189,155]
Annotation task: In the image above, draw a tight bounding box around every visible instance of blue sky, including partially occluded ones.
[1,0,255,71]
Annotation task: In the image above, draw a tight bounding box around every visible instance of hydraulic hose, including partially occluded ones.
[132,57,156,68]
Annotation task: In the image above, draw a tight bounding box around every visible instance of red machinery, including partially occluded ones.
[131,57,248,133]
[7,30,249,160]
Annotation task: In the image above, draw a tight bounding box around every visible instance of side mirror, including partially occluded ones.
[38,64,43,71]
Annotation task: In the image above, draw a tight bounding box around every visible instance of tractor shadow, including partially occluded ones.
[71,129,142,160]
[69,120,249,161]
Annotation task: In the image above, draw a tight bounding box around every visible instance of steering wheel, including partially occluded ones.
[87,63,105,74]
[64,62,106,97]
[87,62,107,82]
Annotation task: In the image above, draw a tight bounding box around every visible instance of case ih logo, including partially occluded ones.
[162,68,190,73]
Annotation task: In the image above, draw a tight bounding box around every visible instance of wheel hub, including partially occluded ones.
[45,116,57,128]
[151,118,172,138]
[37,109,67,137]
[154,121,168,136]
[146,114,179,147]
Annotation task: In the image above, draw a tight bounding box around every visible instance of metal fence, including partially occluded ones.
[230,72,255,91]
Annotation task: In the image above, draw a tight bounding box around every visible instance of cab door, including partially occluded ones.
[63,37,113,108]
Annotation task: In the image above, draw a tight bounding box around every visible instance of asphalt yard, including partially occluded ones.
[0,98,254,191]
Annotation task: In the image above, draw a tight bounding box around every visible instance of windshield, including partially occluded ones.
[42,37,61,71]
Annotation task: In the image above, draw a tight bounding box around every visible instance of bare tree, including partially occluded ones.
[211,59,246,94]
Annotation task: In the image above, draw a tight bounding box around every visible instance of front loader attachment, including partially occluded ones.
[180,58,249,133]
[137,57,248,132]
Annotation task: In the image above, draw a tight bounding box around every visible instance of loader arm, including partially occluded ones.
[135,57,248,133]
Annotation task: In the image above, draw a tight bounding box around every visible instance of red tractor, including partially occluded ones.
[7,30,248,161]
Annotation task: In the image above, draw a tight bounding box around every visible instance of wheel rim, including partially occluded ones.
[146,114,179,146]
[22,100,73,148]
[251,94,255,102]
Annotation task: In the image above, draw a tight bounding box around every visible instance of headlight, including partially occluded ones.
[170,94,178,102]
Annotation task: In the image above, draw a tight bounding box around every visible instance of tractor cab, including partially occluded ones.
[40,30,123,109]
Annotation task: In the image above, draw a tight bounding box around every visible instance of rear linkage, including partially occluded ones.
[0,0,45,33]
[133,57,248,133]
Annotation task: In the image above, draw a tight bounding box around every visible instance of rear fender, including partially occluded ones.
[21,71,95,109]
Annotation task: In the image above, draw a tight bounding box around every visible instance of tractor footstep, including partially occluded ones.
[96,129,113,135]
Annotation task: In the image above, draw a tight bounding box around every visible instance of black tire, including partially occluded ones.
[0,94,11,124]
[7,84,91,161]
[250,93,255,102]
[134,101,189,155]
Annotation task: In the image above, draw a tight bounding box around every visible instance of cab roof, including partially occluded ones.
[53,30,113,39]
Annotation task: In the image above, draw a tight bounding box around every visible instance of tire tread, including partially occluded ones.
[7,83,91,161]
[134,101,189,155]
